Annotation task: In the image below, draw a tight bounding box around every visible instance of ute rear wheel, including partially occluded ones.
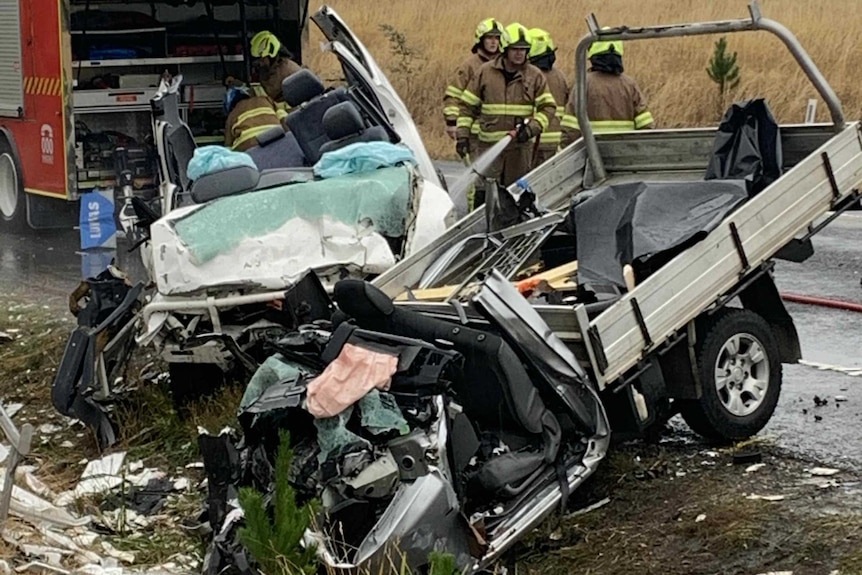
[680,308,782,443]
[0,136,25,231]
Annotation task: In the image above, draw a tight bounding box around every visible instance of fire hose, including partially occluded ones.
[780,292,862,313]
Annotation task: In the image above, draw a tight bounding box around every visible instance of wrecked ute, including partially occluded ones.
[201,273,609,573]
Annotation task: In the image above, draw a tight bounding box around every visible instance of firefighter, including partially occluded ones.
[442,18,504,142]
[561,37,653,146]
[527,28,569,166]
[457,22,557,202]
[224,31,302,151]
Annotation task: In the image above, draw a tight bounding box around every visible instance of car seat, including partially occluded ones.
[332,279,563,500]
[317,101,390,156]
[282,69,351,165]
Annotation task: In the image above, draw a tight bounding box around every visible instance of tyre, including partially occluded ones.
[680,308,782,443]
[0,135,26,231]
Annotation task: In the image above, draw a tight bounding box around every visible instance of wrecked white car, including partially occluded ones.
[127,7,455,405]
[199,271,609,574]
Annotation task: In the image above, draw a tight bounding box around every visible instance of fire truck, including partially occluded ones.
[0,0,307,232]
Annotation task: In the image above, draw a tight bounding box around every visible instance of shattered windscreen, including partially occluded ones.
[173,166,413,264]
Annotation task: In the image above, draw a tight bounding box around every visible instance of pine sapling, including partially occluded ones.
[706,37,741,115]
[238,430,319,575]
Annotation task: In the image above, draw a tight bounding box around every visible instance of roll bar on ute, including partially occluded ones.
[574,0,846,182]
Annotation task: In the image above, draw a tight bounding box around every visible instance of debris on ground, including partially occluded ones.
[745,493,786,502]
[733,450,762,465]
[808,467,841,477]
[746,463,767,473]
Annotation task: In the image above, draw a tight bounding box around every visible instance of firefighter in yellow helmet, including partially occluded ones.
[561,36,654,146]
[224,30,302,151]
[442,18,503,141]
[527,28,569,166]
[457,23,557,203]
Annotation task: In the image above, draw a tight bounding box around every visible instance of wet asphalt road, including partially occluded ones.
[0,193,860,468]
[765,213,862,470]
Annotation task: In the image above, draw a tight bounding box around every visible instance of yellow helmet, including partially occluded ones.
[527,28,555,59]
[501,22,531,51]
[474,18,503,44]
[250,30,282,59]
[587,38,624,58]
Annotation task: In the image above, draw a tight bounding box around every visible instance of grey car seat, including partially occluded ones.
[282,69,351,165]
[332,279,563,501]
[317,101,390,156]
[245,125,306,170]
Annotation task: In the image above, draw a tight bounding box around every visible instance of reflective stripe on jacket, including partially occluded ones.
[443,52,491,132]
[457,56,557,144]
[538,67,569,150]
[225,95,283,151]
[561,69,653,146]
[252,84,290,120]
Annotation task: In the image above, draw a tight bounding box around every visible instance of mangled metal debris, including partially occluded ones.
[197,273,608,573]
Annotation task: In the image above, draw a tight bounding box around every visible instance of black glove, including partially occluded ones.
[456,138,471,159]
[515,121,535,144]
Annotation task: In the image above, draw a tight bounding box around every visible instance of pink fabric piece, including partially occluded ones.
[306,343,399,418]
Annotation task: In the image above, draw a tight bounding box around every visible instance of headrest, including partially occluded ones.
[281,69,325,108]
[322,101,365,141]
[333,279,394,321]
[256,125,286,147]
[190,165,260,203]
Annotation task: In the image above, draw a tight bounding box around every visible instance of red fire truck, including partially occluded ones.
[0,0,307,232]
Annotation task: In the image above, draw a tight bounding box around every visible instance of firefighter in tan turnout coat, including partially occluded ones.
[224,30,302,151]
[443,18,504,142]
[527,28,569,166]
[456,23,557,203]
[561,38,654,146]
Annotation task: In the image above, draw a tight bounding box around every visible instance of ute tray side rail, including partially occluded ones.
[570,1,862,391]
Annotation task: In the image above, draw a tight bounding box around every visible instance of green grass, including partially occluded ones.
[115,377,245,470]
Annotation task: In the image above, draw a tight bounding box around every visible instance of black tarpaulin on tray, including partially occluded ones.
[574,179,749,290]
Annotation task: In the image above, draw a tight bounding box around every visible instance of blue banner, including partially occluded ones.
[79,189,117,250]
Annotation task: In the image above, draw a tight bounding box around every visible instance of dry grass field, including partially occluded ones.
[305,0,862,158]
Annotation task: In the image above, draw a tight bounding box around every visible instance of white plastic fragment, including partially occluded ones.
[101,541,136,564]
[40,528,102,564]
[0,474,89,528]
[746,463,767,473]
[62,453,127,502]
[14,562,69,574]
[72,531,100,548]
[18,543,71,566]
[808,467,840,477]
[568,497,611,517]
[746,494,785,502]
[127,468,166,488]
[695,514,706,522]
[37,424,63,436]
[5,404,23,419]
